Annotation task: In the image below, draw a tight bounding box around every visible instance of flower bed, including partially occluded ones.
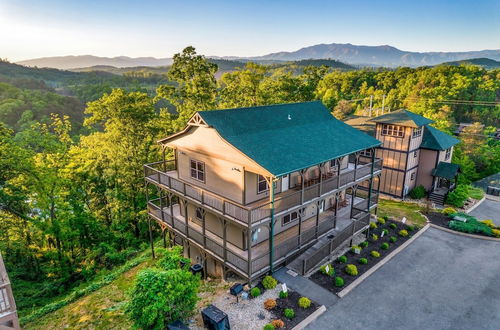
[310,218,420,294]
[269,290,320,330]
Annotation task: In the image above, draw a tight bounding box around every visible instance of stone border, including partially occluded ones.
[465,196,486,214]
[291,305,327,330]
[429,223,500,242]
[337,224,430,298]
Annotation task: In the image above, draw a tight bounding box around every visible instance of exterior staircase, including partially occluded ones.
[429,188,448,206]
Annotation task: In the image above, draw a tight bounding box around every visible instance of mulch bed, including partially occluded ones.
[270,290,320,330]
[427,211,450,228]
[310,219,420,294]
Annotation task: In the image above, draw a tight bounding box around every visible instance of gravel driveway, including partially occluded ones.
[469,199,500,225]
[307,227,500,330]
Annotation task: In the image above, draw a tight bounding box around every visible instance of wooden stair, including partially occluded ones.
[429,191,446,206]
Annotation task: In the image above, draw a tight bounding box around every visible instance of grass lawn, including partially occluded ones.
[377,198,428,227]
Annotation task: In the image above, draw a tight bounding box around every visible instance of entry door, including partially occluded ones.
[281,175,289,192]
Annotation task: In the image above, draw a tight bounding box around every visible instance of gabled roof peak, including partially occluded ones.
[369,109,434,128]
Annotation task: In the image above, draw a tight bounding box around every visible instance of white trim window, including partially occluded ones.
[257,175,269,194]
[283,211,299,225]
[445,148,451,160]
[412,127,423,138]
[190,159,205,182]
[381,124,404,137]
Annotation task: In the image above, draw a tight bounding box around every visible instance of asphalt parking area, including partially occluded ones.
[307,227,500,330]
[469,199,500,225]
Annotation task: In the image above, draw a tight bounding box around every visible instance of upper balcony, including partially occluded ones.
[145,158,382,226]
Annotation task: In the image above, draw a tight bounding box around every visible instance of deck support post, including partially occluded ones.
[222,218,228,264]
[315,200,320,239]
[148,217,155,259]
[298,209,303,246]
[183,199,189,238]
[349,185,357,219]
[334,192,339,229]
[367,148,376,213]
[300,170,306,204]
[268,177,276,274]
[201,209,207,248]
[163,228,167,248]
[336,158,342,188]
[247,226,252,278]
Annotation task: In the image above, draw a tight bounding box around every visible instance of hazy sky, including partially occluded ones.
[1,0,499,61]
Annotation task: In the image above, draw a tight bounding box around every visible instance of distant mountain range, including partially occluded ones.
[441,57,500,69]
[15,43,500,69]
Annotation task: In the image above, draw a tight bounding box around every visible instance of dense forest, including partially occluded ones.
[0,47,499,319]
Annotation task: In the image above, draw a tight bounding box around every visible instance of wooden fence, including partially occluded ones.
[0,253,20,330]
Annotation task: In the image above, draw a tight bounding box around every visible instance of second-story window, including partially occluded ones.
[445,148,451,160]
[412,127,423,138]
[257,175,269,193]
[195,207,204,220]
[381,124,404,137]
[190,159,205,182]
[360,149,372,157]
[283,211,299,225]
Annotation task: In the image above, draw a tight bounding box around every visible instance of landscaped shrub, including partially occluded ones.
[371,251,380,258]
[370,222,378,229]
[156,246,190,271]
[442,207,456,216]
[263,324,275,330]
[493,229,500,238]
[264,298,277,310]
[380,242,389,250]
[360,241,369,248]
[481,220,496,228]
[298,297,311,309]
[389,223,397,230]
[371,234,379,241]
[351,245,362,253]
[251,287,261,297]
[377,217,386,225]
[448,220,492,236]
[262,275,278,289]
[284,308,295,319]
[334,276,345,287]
[446,184,483,207]
[345,264,358,276]
[409,185,426,199]
[279,290,288,299]
[382,229,389,235]
[126,268,200,329]
[399,229,409,237]
[320,264,335,276]
[390,236,397,243]
[359,258,368,264]
[338,255,347,263]
[271,319,285,328]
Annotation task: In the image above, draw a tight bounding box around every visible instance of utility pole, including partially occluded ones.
[369,95,373,117]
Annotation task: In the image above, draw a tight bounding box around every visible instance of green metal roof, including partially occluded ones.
[420,125,460,151]
[198,101,381,177]
[432,162,460,179]
[369,109,434,128]
[344,115,376,137]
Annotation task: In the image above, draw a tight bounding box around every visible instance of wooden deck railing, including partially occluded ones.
[0,253,20,330]
[145,158,382,225]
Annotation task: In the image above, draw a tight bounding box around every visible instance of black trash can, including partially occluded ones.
[190,263,204,278]
[167,320,189,330]
[201,304,230,330]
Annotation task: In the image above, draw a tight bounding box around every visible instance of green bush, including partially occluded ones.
[338,255,347,263]
[407,225,415,232]
[493,229,500,238]
[262,275,278,290]
[126,268,199,329]
[279,290,288,299]
[380,242,389,250]
[360,241,369,248]
[448,219,492,236]
[263,324,275,330]
[370,222,378,229]
[371,251,380,258]
[442,207,456,216]
[345,264,358,276]
[251,287,261,297]
[382,215,389,221]
[359,258,368,265]
[334,276,345,287]
[156,246,190,271]
[284,308,295,319]
[371,234,379,241]
[377,217,386,225]
[319,264,335,277]
[390,236,397,243]
[480,220,496,229]
[389,223,397,229]
[399,229,409,237]
[351,245,362,253]
[298,297,311,309]
[446,184,483,207]
[409,185,426,199]
[382,229,389,235]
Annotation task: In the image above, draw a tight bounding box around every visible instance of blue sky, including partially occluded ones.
[1,0,499,61]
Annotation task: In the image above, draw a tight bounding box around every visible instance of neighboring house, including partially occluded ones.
[0,253,20,330]
[345,109,460,204]
[454,122,484,135]
[145,101,382,282]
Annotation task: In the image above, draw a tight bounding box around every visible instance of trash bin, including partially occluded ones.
[201,304,230,330]
[167,320,189,330]
[230,283,243,296]
[190,263,204,278]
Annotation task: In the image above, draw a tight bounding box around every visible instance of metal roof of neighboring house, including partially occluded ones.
[344,115,376,136]
[420,125,460,151]
[197,101,381,177]
[369,109,434,128]
[432,162,460,179]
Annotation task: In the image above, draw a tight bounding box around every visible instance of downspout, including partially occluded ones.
[269,177,276,274]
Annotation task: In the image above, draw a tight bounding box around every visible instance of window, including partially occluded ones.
[413,151,418,158]
[412,127,423,138]
[360,149,372,157]
[283,211,299,225]
[381,124,404,137]
[257,175,269,193]
[410,172,415,181]
[330,159,336,167]
[190,160,205,182]
[195,207,203,220]
[445,148,451,160]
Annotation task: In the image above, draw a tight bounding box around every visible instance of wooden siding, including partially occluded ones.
[416,149,438,191]
[375,124,412,151]
[376,149,407,170]
[380,168,404,196]
[409,127,424,150]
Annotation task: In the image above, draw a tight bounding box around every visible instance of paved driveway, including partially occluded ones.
[469,199,500,225]
[307,227,500,330]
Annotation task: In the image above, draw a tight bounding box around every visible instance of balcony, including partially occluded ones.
[145,158,382,226]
